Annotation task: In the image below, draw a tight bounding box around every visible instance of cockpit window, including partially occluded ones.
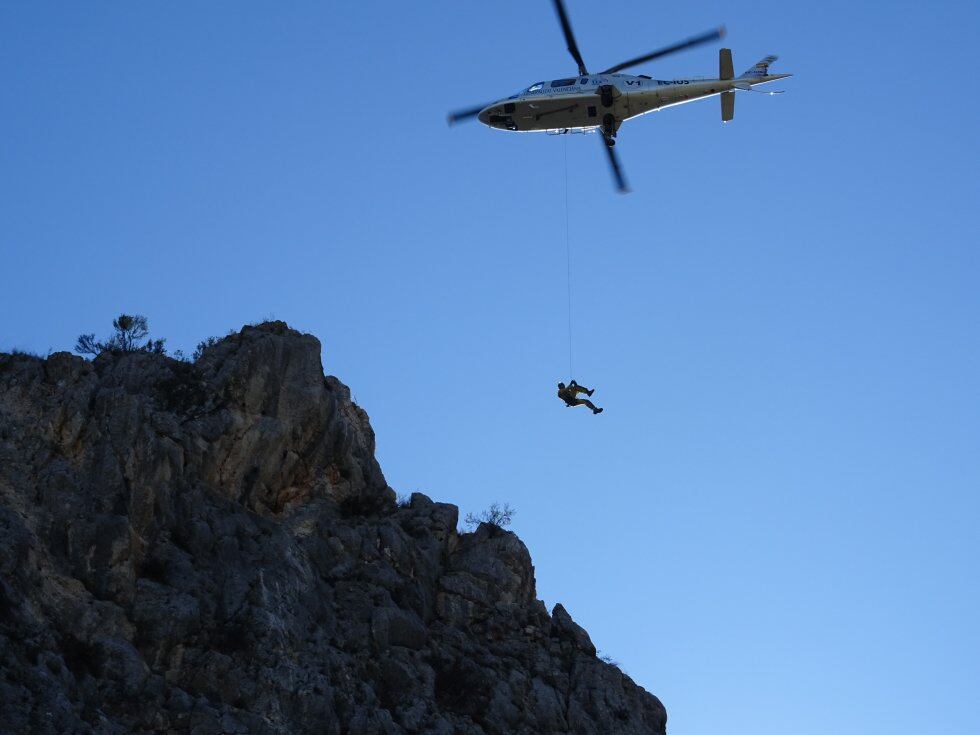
[526,82,544,92]
[551,78,578,87]
[579,77,589,84]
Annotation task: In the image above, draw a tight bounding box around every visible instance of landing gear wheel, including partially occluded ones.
[602,113,617,145]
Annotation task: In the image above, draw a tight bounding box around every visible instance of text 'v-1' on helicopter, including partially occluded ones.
[448,0,792,192]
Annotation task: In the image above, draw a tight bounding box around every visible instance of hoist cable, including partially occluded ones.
[563,136,573,380]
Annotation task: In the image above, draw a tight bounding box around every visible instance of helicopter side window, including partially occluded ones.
[551,78,577,87]
[579,78,589,84]
[526,82,544,93]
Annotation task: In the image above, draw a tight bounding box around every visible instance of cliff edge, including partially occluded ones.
[0,322,666,734]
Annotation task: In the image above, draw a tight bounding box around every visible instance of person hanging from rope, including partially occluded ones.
[557,380,603,414]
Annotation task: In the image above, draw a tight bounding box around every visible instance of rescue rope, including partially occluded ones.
[563,136,573,379]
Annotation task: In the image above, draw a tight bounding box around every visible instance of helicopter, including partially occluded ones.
[448,0,791,192]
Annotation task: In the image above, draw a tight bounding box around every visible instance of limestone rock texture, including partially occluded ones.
[0,322,666,734]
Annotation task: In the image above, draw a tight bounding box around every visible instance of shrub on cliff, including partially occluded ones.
[75,314,166,357]
[192,336,220,361]
[464,503,515,530]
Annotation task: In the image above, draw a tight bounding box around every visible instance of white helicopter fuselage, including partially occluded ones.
[478,71,789,133]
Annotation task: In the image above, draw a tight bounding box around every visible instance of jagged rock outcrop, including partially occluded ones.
[0,322,666,734]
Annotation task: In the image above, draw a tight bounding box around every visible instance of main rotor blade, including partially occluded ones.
[552,0,588,76]
[599,26,726,75]
[600,136,630,194]
[447,103,489,126]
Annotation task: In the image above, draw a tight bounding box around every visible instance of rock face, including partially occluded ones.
[0,322,666,734]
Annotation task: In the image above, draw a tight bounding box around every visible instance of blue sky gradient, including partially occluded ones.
[2,2,978,733]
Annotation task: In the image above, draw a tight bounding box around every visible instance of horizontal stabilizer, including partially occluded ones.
[740,55,778,78]
[734,80,787,94]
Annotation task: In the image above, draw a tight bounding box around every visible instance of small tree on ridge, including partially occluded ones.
[75,314,165,356]
[465,503,515,530]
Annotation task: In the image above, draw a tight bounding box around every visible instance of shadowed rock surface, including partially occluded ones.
[0,322,666,734]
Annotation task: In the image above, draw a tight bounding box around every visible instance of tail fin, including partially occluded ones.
[719,48,734,80]
[739,55,778,79]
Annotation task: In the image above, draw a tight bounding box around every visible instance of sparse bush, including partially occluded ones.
[464,503,515,530]
[145,338,166,354]
[598,653,621,668]
[192,336,220,361]
[75,314,166,357]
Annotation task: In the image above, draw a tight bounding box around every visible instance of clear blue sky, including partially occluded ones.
[2,2,978,733]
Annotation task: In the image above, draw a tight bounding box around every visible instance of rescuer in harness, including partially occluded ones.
[557,380,603,414]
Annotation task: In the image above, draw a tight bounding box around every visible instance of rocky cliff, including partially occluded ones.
[0,322,666,735]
